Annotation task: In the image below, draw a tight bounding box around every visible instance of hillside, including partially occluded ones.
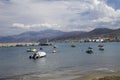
[0,29,66,43]
[53,28,118,40]
[0,28,120,42]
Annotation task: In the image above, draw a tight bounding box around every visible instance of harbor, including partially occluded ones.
[0,42,120,79]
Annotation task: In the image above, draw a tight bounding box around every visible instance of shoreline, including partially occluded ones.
[1,69,120,80]
[72,71,120,80]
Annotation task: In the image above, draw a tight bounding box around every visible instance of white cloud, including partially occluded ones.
[12,23,61,30]
[0,0,120,36]
[13,23,31,29]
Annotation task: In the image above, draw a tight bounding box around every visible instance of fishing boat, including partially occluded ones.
[99,47,104,51]
[98,44,104,47]
[71,44,76,47]
[86,49,93,54]
[98,44,104,51]
[86,47,93,54]
[29,51,46,59]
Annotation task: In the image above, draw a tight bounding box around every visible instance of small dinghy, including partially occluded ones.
[86,47,93,54]
[98,44,104,47]
[86,49,93,54]
[29,51,46,59]
[98,44,104,51]
[52,50,56,53]
[27,48,37,52]
[71,44,76,48]
[53,45,57,48]
[99,47,104,51]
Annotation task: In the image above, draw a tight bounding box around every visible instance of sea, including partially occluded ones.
[0,42,120,78]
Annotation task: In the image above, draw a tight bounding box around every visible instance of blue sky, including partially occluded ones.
[0,0,120,36]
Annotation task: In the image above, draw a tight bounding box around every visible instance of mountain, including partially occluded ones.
[88,28,113,35]
[52,31,87,40]
[103,28,120,38]
[87,28,114,38]
[0,28,119,42]
[53,28,120,41]
[88,28,120,38]
[0,29,66,43]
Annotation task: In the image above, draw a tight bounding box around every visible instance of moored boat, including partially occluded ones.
[52,50,56,53]
[86,49,93,54]
[98,44,104,47]
[71,44,76,47]
[27,48,37,52]
[99,47,104,51]
[86,47,93,54]
[98,44,104,51]
[29,51,46,59]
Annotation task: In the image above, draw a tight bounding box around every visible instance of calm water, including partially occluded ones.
[0,42,120,78]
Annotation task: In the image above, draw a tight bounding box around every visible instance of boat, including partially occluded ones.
[86,49,93,54]
[71,44,76,47]
[29,51,46,59]
[86,47,93,54]
[99,47,104,51]
[27,48,37,52]
[98,44,104,51]
[98,44,104,47]
[40,47,43,50]
[53,45,57,48]
[88,47,93,49]
[52,50,56,53]
[27,48,32,52]
[31,49,37,52]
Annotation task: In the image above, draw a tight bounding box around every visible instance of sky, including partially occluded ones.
[0,0,120,36]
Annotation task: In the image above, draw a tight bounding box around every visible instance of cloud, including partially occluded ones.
[12,23,61,30]
[12,23,31,29]
[0,0,120,36]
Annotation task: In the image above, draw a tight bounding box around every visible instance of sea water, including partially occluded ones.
[0,42,120,78]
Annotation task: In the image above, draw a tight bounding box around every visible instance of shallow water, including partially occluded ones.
[0,42,120,78]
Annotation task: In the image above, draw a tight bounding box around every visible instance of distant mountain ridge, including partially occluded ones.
[53,28,116,40]
[0,28,120,42]
[0,29,66,42]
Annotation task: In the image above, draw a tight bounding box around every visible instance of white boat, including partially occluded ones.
[29,51,46,59]
[52,50,56,53]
